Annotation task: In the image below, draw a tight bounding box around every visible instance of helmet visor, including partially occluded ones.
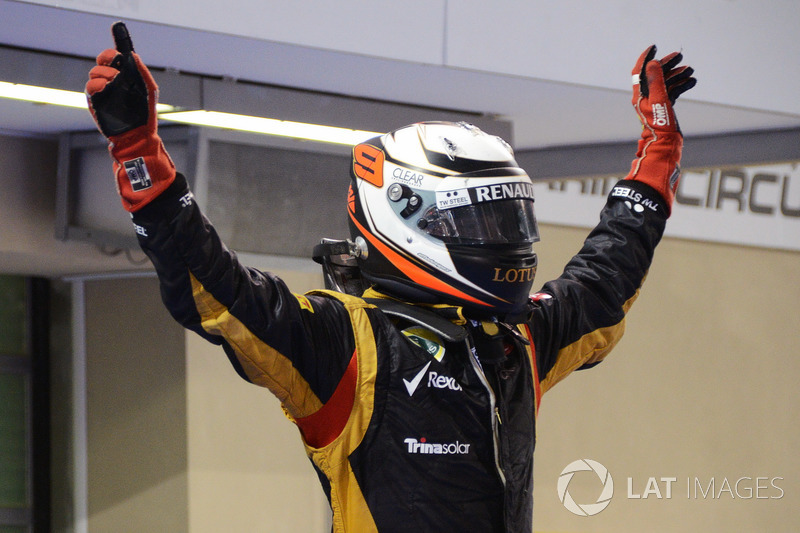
[421,198,539,245]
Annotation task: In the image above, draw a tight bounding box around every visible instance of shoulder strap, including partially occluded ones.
[307,289,467,343]
[363,297,468,343]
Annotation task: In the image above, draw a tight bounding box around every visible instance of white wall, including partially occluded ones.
[83,276,188,532]
[531,224,800,532]
[185,268,331,533]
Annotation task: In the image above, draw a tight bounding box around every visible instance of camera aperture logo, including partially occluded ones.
[557,459,785,518]
[557,459,614,516]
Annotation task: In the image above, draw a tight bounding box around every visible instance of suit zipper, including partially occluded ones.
[466,336,506,487]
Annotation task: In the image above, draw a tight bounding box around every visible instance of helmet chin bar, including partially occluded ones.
[310,237,445,303]
[311,237,537,322]
[361,271,443,305]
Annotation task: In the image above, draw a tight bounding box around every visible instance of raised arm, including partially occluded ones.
[84,22,357,424]
[531,45,696,393]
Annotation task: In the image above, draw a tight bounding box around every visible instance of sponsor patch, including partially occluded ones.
[404,437,471,455]
[402,327,445,361]
[403,361,431,396]
[179,192,194,207]
[652,102,670,127]
[611,185,660,213]
[389,164,427,187]
[123,157,153,192]
[133,223,148,237]
[401,327,464,396]
[402,361,464,396]
[436,180,535,210]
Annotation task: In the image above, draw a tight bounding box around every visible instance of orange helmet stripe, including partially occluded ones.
[349,208,491,307]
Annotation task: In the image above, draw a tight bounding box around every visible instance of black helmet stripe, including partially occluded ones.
[422,145,517,174]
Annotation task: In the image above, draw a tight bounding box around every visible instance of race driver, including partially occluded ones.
[85,22,696,532]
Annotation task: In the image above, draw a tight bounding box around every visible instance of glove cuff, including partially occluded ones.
[625,130,683,215]
[109,127,176,212]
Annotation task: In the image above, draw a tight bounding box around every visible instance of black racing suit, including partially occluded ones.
[131,172,668,532]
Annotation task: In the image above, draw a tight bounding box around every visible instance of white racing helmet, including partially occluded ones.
[338,121,540,317]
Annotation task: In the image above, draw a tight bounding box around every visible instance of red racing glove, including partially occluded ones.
[625,45,696,214]
[85,22,175,212]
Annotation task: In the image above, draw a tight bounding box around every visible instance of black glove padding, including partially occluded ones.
[88,22,150,137]
[85,22,175,213]
[637,46,697,105]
